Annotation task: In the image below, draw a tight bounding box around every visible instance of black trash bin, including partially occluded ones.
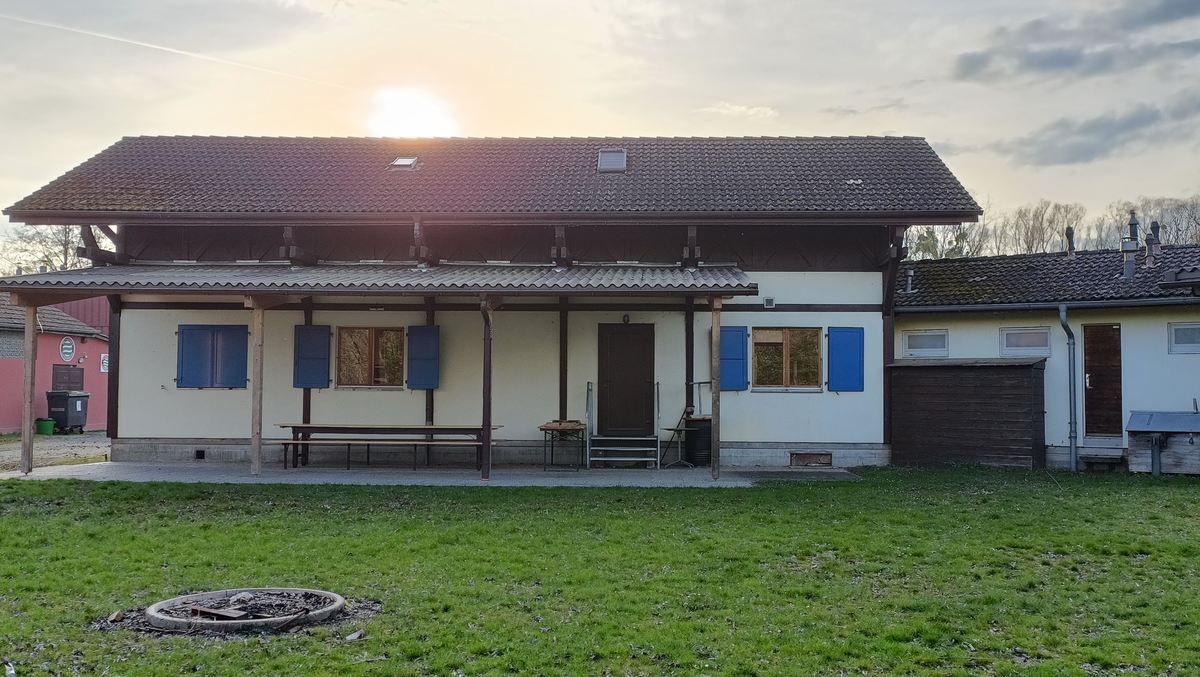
[684,416,712,466]
[46,390,89,433]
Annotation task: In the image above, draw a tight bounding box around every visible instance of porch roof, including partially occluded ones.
[0,262,757,296]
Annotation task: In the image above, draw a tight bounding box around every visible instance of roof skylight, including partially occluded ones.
[390,156,418,169]
[597,148,627,173]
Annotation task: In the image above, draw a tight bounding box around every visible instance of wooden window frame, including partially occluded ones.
[901,329,949,358]
[752,327,822,390]
[1168,322,1200,354]
[999,326,1051,357]
[335,326,406,388]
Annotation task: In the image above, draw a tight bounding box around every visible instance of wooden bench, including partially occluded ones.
[282,438,483,470]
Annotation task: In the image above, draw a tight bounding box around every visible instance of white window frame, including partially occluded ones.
[999,326,1052,357]
[901,329,949,358]
[1168,322,1200,354]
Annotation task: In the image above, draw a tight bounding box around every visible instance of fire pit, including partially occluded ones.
[144,588,345,632]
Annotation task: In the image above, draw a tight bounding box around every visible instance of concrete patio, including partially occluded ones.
[0,461,859,487]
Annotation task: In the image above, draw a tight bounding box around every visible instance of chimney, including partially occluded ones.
[1122,210,1139,280]
[1065,226,1076,258]
[14,266,22,276]
[1144,220,1161,268]
[37,265,48,274]
[904,268,914,293]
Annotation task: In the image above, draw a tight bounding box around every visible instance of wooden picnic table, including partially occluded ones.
[277,423,500,470]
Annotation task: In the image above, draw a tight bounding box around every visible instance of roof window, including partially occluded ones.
[597,148,627,173]
[390,156,418,169]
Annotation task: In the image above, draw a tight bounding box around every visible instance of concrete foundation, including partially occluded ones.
[112,437,890,468]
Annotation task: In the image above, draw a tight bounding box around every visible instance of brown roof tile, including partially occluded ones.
[0,263,756,296]
[0,292,106,336]
[896,245,1200,308]
[5,136,980,217]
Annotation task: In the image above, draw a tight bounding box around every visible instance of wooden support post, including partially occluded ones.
[558,297,568,420]
[301,299,313,427]
[424,297,436,466]
[249,304,266,475]
[21,306,37,475]
[480,298,495,480]
[106,296,122,439]
[710,296,721,480]
[684,298,695,412]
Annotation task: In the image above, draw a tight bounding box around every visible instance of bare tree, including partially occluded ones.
[0,225,83,275]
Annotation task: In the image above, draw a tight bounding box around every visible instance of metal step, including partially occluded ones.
[591,436,658,442]
[589,457,658,463]
[589,446,657,452]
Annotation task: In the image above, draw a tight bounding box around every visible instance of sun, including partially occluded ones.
[367,87,462,137]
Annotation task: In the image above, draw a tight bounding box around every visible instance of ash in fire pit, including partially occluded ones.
[145,588,345,632]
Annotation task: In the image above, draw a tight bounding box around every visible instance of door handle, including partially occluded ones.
[1085,373,1092,389]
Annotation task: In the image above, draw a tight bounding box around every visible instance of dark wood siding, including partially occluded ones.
[890,360,1046,468]
[121,223,888,271]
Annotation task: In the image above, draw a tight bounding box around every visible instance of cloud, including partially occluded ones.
[992,89,1200,165]
[954,0,1200,82]
[821,99,908,116]
[698,101,779,120]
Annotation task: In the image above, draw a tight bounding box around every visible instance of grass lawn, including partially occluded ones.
[2,469,1200,675]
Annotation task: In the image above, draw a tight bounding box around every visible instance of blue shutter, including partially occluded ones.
[719,325,749,391]
[407,325,440,389]
[293,325,331,388]
[827,327,865,392]
[212,325,249,388]
[177,325,215,388]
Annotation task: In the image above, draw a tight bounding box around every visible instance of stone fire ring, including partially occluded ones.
[145,587,346,632]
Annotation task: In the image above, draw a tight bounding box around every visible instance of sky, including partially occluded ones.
[0,0,1198,223]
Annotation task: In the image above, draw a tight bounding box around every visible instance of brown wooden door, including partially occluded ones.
[597,324,655,436]
[1083,324,1123,436]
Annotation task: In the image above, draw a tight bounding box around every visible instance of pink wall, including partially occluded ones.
[0,332,109,433]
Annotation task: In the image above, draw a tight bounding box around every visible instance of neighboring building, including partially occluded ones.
[55,297,112,336]
[894,238,1200,470]
[0,135,982,475]
[0,292,108,432]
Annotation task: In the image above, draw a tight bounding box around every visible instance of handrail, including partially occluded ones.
[585,381,594,469]
[654,381,661,469]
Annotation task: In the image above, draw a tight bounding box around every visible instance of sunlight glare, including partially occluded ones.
[367,87,462,137]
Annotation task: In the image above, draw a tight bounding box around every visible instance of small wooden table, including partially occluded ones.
[539,420,586,470]
[278,423,498,470]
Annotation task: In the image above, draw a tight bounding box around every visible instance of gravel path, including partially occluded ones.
[0,431,110,471]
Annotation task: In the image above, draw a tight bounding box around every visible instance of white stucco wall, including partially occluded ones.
[895,305,1200,453]
[117,271,888,457]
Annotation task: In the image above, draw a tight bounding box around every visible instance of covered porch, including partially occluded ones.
[1,261,757,480]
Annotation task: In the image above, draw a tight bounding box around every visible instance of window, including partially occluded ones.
[902,329,948,358]
[1169,323,1200,354]
[390,156,418,168]
[1000,327,1051,357]
[176,325,248,389]
[753,328,821,388]
[337,327,405,386]
[597,148,627,173]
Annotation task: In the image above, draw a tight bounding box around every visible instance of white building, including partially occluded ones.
[0,136,984,477]
[894,236,1200,470]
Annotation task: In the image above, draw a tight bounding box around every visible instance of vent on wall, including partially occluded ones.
[597,148,627,173]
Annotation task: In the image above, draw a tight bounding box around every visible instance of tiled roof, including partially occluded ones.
[896,245,1200,309]
[0,292,106,336]
[0,263,756,296]
[5,136,980,218]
